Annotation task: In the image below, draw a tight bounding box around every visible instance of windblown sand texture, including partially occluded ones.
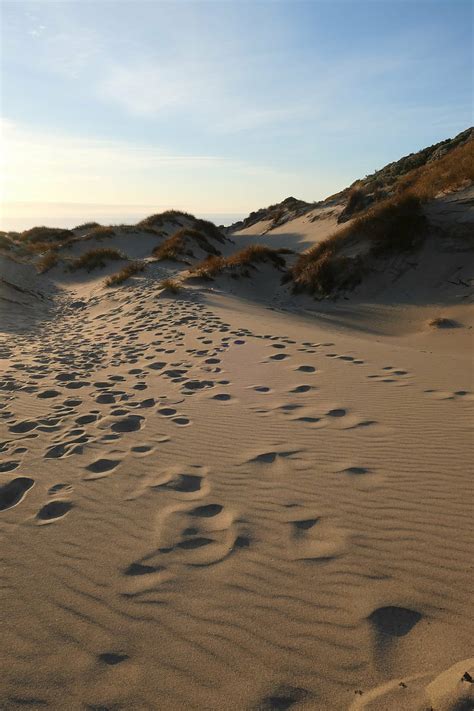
[1,183,473,709]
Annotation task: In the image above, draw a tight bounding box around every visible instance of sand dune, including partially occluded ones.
[1,251,473,709]
[1,137,473,709]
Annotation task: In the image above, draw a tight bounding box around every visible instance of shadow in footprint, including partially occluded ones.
[36,500,73,522]
[257,684,310,710]
[98,652,129,666]
[0,477,35,511]
[368,606,422,637]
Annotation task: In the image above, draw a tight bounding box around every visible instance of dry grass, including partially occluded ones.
[69,248,125,272]
[20,226,73,244]
[189,245,290,280]
[152,228,221,262]
[397,140,474,200]
[84,226,116,239]
[159,278,182,294]
[291,194,426,295]
[37,250,59,274]
[352,193,427,257]
[0,234,14,251]
[138,210,194,229]
[105,261,146,287]
[73,221,101,231]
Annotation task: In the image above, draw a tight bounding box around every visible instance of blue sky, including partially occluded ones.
[1,0,472,227]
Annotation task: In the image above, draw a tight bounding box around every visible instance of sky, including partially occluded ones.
[0,0,472,229]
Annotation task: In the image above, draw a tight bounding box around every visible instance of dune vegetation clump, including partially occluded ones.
[152,228,222,262]
[37,249,59,274]
[84,226,116,240]
[397,140,474,200]
[20,226,74,244]
[73,221,101,231]
[137,210,194,230]
[105,261,146,286]
[0,234,14,251]
[291,193,428,296]
[353,193,427,257]
[69,248,125,272]
[189,245,291,280]
[159,277,182,294]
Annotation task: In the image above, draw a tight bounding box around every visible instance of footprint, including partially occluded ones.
[84,459,120,479]
[256,684,310,710]
[327,408,347,418]
[0,460,20,473]
[36,500,73,523]
[111,415,143,433]
[158,407,177,417]
[368,606,422,638]
[0,477,35,511]
[295,365,316,373]
[249,450,299,464]
[173,416,190,426]
[98,652,129,666]
[290,385,312,393]
[48,483,73,496]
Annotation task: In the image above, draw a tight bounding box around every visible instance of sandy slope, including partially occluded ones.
[1,244,473,711]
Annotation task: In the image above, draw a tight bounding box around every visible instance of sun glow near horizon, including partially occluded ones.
[1,0,471,231]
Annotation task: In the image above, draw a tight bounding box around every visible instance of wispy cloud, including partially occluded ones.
[1,119,311,209]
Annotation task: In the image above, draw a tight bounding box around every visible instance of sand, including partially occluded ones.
[1,200,473,710]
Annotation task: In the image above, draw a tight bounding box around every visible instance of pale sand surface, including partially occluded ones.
[1,205,473,710]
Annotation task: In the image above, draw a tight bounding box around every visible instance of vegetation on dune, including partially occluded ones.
[37,250,59,274]
[338,131,474,222]
[73,221,101,231]
[105,260,146,286]
[291,194,427,296]
[84,226,116,239]
[159,277,182,294]
[20,226,74,244]
[0,234,14,251]
[189,245,291,280]
[138,210,195,229]
[293,138,473,297]
[396,140,474,200]
[152,228,222,262]
[138,211,225,243]
[69,247,125,272]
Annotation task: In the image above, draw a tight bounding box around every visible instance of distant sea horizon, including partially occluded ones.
[0,202,248,232]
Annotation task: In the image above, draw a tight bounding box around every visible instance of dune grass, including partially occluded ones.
[152,228,221,262]
[69,248,125,272]
[105,260,146,286]
[73,221,101,231]
[291,193,427,295]
[20,226,74,244]
[397,140,474,200]
[189,245,291,280]
[159,277,182,294]
[37,250,59,274]
[84,226,116,239]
